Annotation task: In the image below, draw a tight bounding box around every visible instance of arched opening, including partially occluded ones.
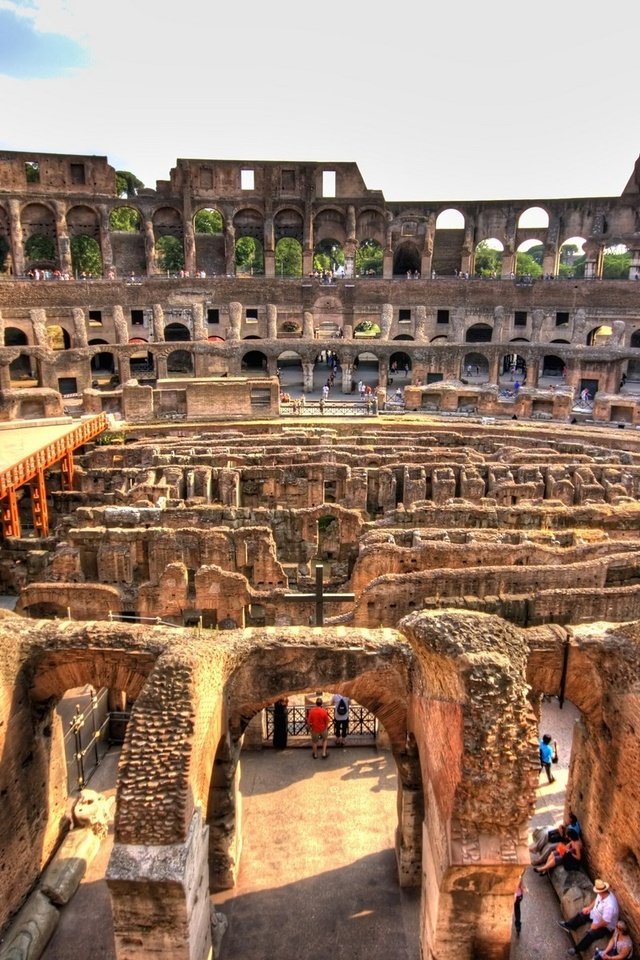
[70,235,103,277]
[235,237,264,276]
[109,206,141,232]
[277,351,303,391]
[275,237,303,278]
[517,206,549,229]
[354,320,381,339]
[393,334,415,341]
[602,243,631,279]
[241,350,269,374]
[353,352,379,392]
[5,328,33,382]
[461,352,490,382]
[587,325,612,346]
[393,241,421,277]
[166,350,194,375]
[541,354,565,381]
[156,235,185,273]
[389,352,412,377]
[129,341,154,379]
[558,237,586,278]
[516,239,543,278]
[194,208,223,234]
[194,207,224,276]
[165,322,191,342]
[500,353,527,382]
[24,232,56,266]
[433,209,465,276]
[465,323,493,343]
[5,326,29,348]
[356,239,384,277]
[90,350,116,377]
[21,203,57,269]
[474,239,503,277]
[47,325,71,350]
[313,239,345,277]
[0,208,10,274]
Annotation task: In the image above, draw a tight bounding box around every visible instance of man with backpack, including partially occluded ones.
[332,693,351,746]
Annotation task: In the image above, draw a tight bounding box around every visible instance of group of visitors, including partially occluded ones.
[272,694,351,758]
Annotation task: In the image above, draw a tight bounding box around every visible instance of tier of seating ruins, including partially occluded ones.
[1,151,639,960]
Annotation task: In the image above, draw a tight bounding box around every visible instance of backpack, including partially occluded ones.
[337,698,347,716]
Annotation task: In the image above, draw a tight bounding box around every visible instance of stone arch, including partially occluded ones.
[541,353,565,377]
[500,351,526,378]
[356,208,386,246]
[166,349,194,375]
[517,205,550,228]
[462,351,490,381]
[66,204,100,239]
[558,236,586,278]
[465,322,493,343]
[165,322,191,342]
[153,205,184,239]
[273,207,303,244]
[389,351,412,373]
[393,334,415,341]
[277,350,303,389]
[241,349,269,372]
[433,209,465,276]
[313,207,347,246]
[4,325,29,347]
[46,324,71,350]
[109,205,142,232]
[21,202,57,245]
[587,324,612,346]
[393,240,421,276]
[356,237,384,277]
[474,238,503,277]
[275,236,302,277]
[16,583,122,621]
[194,207,224,234]
[90,347,116,374]
[313,237,344,275]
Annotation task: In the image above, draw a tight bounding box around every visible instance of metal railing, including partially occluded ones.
[264,704,377,741]
[63,687,111,793]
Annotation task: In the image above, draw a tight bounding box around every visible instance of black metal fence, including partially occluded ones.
[62,688,111,794]
[264,704,377,742]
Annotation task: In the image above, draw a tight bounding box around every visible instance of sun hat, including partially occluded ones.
[593,879,610,893]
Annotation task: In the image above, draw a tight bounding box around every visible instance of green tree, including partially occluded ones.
[603,250,631,279]
[156,235,185,272]
[194,209,223,233]
[110,206,141,232]
[25,161,40,183]
[70,235,103,276]
[275,238,302,277]
[313,239,344,274]
[116,170,144,198]
[474,241,502,277]
[525,244,544,266]
[24,233,56,262]
[235,237,264,274]
[516,252,542,277]
[356,239,383,276]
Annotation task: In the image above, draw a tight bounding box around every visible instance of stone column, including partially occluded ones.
[302,362,315,393]
[460,223,475,277]
[383,225,393,279]
[344,205,357,278]
[183,200,196,277]
[421,214,436,278]
[224,223,236,276]
[488,354,501,385]
[303,203,314,276]
[583,241,603,279]
[156,354,168,380]
[8,199,25,277]
[302,310,314,339]
[0,363,10,391]
[266,303,278,339]
[143,218,157,276]
[152,304,165,342]
[227,302,242,341]
[380,303,393,340]
[192,303,207,342]
[97,204,114,277]
[54,202,73,276]
[72,308,88,348]
[628,247,640,280]
[414,305,427,342]
[118,354,131,383]
[341,363,353,394]
[526,356,540,388]
[263,216,275,278]
[30,308,49,347]
[112,306,129,344]
[107,810,213,960]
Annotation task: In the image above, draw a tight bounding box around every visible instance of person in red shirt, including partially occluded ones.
[306,698,330,759]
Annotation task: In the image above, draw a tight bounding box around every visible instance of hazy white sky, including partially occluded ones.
[1,0,639,201]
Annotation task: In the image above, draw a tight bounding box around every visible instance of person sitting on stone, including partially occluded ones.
[534,826,582,875]
[594,920,634,960]
[560,878,619,956]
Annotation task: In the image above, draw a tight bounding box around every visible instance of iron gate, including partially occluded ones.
[265,704,377,741]
[62,687,111,793]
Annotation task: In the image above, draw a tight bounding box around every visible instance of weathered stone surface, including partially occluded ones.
[39,827,100,905]
[0,892,58,960]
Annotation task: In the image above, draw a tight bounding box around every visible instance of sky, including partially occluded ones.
[0,0,639,202]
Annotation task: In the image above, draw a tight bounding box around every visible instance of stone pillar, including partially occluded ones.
[112,305,129,344]
[628,247,640,280]
[302,362,315,393]
[303,203,314,276]
[224,224,236,276]
[152,304,165,342]
[584,241,603,279]
[143,218,156,276]
[98,204,114,277]
[72,308,88,348]
[118,355,131,383]
[341,363,353,394]
[383,225,393,279]
[460,223,475,277]
[266,303,278,339]
[526,356,540,388]
[302,310,314,339]
[8,199,25,277]
[263,217,275,277]
[379,365,388,390]
[54,203,73,277]
[192,303,207,342]
[380,303,393,340]
[30,308,49,347]
[344,204,356,278]
[183,211,196,277]
[107,810,213,960]
[227,302,242,341]
[488,354,501,385]
[156,354,168,379]
[0,363,10,391]
[501,247,515,279]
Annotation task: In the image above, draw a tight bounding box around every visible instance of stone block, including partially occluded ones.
[39,827,100,905]
[0,891,58,960]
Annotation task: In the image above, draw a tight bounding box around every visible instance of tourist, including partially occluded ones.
[513,871,527,937]
[534,826,582,875]
[594,920,634,960]
[306,697,330,758]
[332,693,350,746]
[529,811,581,863]
[272,697,288,750]
[561,880,619,956]
[358,380,365,399]
[539,733,557,784]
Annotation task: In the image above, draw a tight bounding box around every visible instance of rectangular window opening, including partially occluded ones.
[281,169,295,192]
[70,163,86,185]
[241,169,255,191]
[89,310,103,326]
[399,309,412,322]
[250,388,271,406]
[245,308,258,321]
[322,170,336,198]
[207,308,220,324]
[514,310,527,327]
[437,309,450,324]
[25,161,40,183]
[131,309,145,325]
[556,311,569,326]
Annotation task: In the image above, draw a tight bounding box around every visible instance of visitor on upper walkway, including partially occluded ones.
[306,698,330,759]
[560,879,619,956]
[331,693,350,746]
[539,733,557,784]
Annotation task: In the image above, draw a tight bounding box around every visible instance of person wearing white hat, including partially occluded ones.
[559,879,619,955]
